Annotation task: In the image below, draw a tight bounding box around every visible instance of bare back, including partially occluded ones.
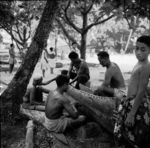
[127,62,150,98]
[104,62,125,88]
[45,91,65,119]
[45,90,78,120]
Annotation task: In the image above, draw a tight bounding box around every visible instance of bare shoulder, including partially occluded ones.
[139,62,150,77]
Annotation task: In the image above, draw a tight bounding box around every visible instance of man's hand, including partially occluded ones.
[78,115,86,122]
[112,110,119,121]
[125,112,135,127]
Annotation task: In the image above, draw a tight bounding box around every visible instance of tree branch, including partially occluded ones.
[84,0,95,14]
[85,14,115,31]
[15,23,24,42]
[56,18,81,50]
[64,0,82,33]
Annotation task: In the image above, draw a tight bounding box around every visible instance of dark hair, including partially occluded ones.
[56,74,69,87]
[97,51,109,59]
[50,47,53,51]
[137,35,150,48]
[68,51,78,59]
[72,42,77,46]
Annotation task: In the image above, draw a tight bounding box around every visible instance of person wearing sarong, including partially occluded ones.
[94,51,126,98]
[114,35,150,148]
[21,74,86,133]
[44,74,86,133]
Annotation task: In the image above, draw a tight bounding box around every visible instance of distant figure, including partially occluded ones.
[46,47,56,74]
[114,35,150,148]
[72,42,77,52]
[45,74,86,133]
[40,49,48,77]
[94,51,126,97]
[66,51,90,89]
[9,43,16,73]
[23,74,49,108]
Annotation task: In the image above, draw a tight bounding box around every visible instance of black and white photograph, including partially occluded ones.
[0,0,150,148]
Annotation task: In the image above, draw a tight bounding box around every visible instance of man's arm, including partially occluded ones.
[63,98,78,119]
[39,86,50,94]
[67,63,73,77]
[101,68,115,95]
[130,68,149,115]
[102,68,112,87]
[40,77,56,86]
[70,62,85,84]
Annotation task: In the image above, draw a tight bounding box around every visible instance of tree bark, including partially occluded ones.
[1,0,59,118]
[80,12,88,59]
[80,32,87,59]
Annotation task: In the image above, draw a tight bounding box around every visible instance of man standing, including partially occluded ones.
[46,47,56,74]
[94,51,126,97]
[9,43,16,73]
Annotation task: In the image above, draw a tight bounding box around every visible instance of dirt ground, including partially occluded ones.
[0,54,138,148]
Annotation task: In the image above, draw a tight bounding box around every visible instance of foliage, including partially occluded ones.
[0,1,15,29]
[56,0,116,59]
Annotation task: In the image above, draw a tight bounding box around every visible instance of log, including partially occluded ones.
[66,86,118,133]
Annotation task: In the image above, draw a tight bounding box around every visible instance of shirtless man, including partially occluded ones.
[94,51,125,97]
[67,51,90,89]
[45,74,86,132]
[9,43,16,73]
[114,35,150,148]
[23,74,49,110]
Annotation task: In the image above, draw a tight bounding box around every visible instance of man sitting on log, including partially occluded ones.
[94,51,126,98]
[22,74,49,110]
[44,74,86,133]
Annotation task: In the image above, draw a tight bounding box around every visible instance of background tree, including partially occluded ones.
[56,0,115,59]
[1,0,60,119]
[0,1,46,60]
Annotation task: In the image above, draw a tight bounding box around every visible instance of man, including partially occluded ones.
[67,51,90,89]
[46,47,56,74]
[114,36,150,148]
[72,42,77,52]
[9,43,16,73]
[23,74,49,109]
[94,51,126,97]
[45,74,86,132]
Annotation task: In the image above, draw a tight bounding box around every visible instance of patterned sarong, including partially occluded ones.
[114,96,150,148]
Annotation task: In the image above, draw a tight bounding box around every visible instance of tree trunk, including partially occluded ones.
[80,33,87,59]
[0,0,59,118]
[80,12,88,60]
[124,29,133,53]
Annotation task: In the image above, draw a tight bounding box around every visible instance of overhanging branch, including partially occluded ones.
[85,14,114,31]
[64,0,82,33]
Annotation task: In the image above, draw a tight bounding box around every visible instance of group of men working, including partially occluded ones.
[22,35,150,148]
